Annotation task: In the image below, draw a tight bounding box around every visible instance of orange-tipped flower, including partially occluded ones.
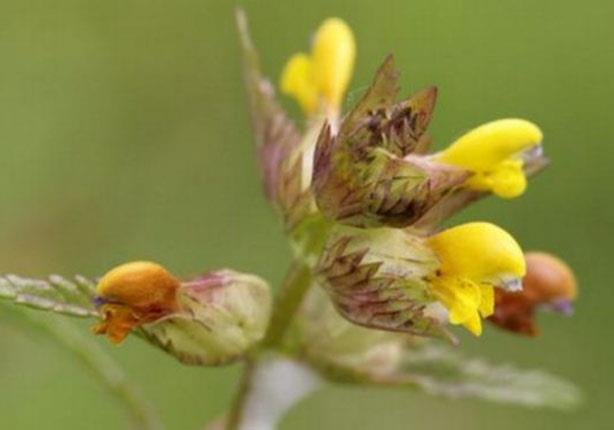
[91,262,272,364]
[92,261,180,343]
[488,252,577,336]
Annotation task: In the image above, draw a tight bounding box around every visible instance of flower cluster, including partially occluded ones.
[261,17,573,339]
[87,14,577,356]
[0,12,582,429]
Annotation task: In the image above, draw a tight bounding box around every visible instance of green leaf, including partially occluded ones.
[336,56,436,158]
[0,273,98,318]
[312,56,463,228]
[339,55,400,137]
[398,343,582,410]
[309,339,581,411]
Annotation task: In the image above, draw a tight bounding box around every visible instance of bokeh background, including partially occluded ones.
[0,1,612,429]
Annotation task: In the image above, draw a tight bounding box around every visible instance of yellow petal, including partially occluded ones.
[311,18,356,111]
[436,119,542,197]
[466,158,527,198]
[280,53,318,114]
[428,222,526,281]
[439,119,542,170]
[478,284,495,317]
[92,304,140,344]
[463,312,483,336]
[96,261,180,311]
[94,261,181,344]
[430,276,485,336]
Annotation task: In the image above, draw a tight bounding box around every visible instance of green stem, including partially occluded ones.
[262,261,312,347]
[224,261,313,430]
[225,359,255,430]
[4,309,164,430]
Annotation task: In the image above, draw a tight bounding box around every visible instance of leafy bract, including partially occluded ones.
[0,273,98,318]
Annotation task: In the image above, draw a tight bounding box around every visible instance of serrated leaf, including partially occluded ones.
[308,338,581,410]
[311,56,461,228]
[316,225,456,342]
[336,56,436,158]
[398,343,582,410]
[0,274,98,318]
[339,55,400,140]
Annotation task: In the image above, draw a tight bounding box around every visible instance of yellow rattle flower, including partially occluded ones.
[437,119,543,198]
[280,18,355,116]
[427,222,526,336]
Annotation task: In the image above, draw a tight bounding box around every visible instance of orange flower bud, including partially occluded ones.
[488,252,577,336]
[521,252,577,302]
[92,261,180,343]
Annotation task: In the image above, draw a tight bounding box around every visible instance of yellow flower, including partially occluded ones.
[92,261,180,343]
[280,18,355,116]
[436,119,543,198]
[427,222,526,336]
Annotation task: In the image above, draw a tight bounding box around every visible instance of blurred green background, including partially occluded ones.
[0,0,612,429]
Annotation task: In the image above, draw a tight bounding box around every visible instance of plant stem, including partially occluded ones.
[225,261,313,430]
[225,356,322,430]
[225,359,256,430]
[262,261,312,347]
[4,309,164,430]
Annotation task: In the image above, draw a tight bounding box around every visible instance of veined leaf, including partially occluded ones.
[0,273,98,318]
[398,343,581,410]
[310,340,581,410]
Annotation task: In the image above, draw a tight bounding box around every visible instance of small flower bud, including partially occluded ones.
[142,269,272,365]
[311,58,468,228]
[488,252,577,336]
[313,127,468,228]
[522,252,577,302]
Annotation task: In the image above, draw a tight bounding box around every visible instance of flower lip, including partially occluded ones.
[521,143,543,162]
[496,275,523,292]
